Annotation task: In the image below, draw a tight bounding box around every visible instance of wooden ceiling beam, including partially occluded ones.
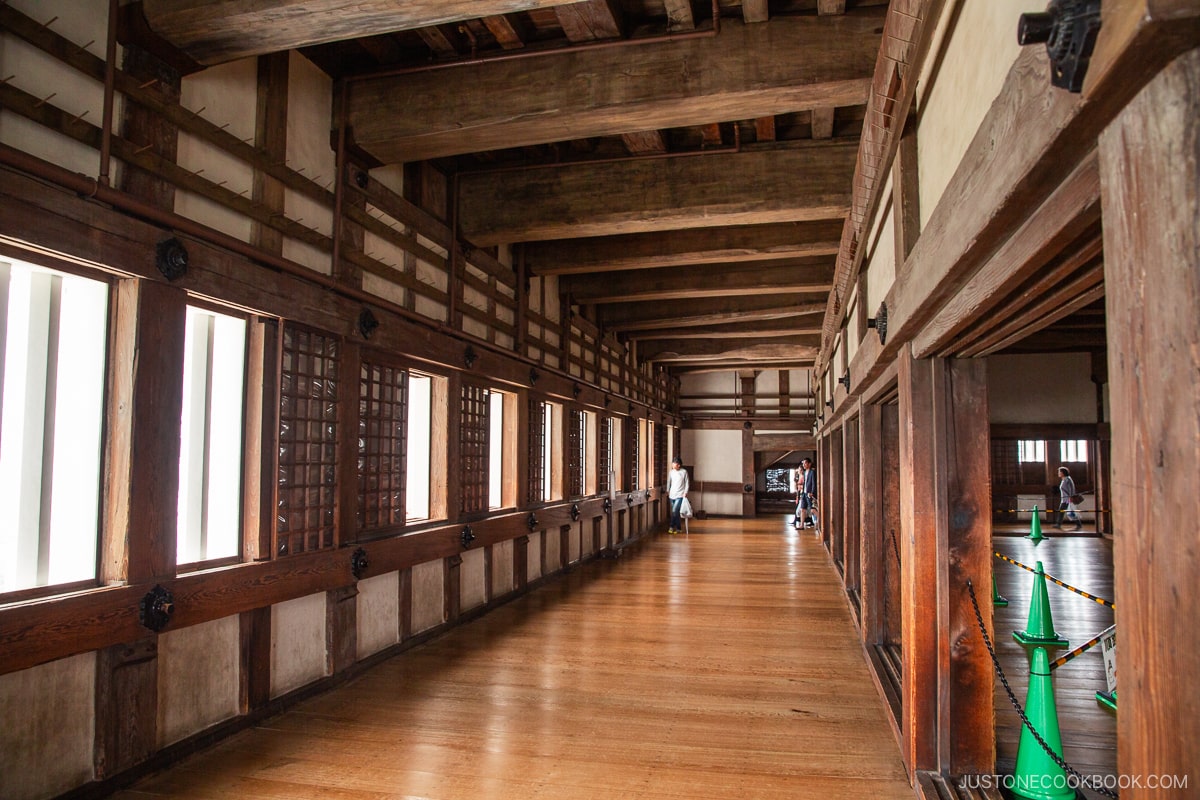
[599,297,827,331]
[554,0,624,40]
[622,130,667,155]
[562,258,835,304]
[644,340,821,364]
[663,0,696,31]
[482,15,526,49]
[525,220,844,275]
[459,143,857,244]
[632,321,824,340]
[141,0,585,64]
[811,107,835,139]
[743,0,769,24]
[347,12,883,163]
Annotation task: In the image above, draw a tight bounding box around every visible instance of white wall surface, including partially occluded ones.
[271,592,329,698]
[158,616,240,747]
[357,570,400,659]
[0,652,95,800]
[411,559,445,634]
[176,58,256,242]
[917,0,1045,227]
[988,353,1098,424]
[0,0,121,179]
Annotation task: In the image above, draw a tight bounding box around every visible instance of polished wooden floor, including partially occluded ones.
[993,532,1116,800]
[115,519,912,799]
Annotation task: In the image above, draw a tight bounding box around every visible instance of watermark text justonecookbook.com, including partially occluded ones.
[959,773,1189,792]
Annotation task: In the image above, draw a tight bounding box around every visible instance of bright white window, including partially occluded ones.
[406,373,432,521]
[1018,440,1045,463]
[488,389,504,508]
[0,259,108,593]
[177,306,246,565]
[1060,440,1088,462]
[541,403,553,501]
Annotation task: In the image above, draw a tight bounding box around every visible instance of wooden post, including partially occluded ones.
[859,403,884,643]
[94,638,158,779]
[252,52,288,256]
[941,358,993,777]
[742,425,755,518]
[103,279,187,584]
[239,607,271,712]
[830,425,845,568]
[844,413,861,599]
[897,346,993,776]
[1099,45,1200,797]
[897,347,940,776]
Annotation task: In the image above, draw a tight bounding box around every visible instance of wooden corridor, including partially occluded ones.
[113,520,912,799]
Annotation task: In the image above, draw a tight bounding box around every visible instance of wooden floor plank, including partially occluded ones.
[993,534,1117,800]
[115,519,912,799]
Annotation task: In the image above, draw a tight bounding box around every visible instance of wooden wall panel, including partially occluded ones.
[1100,45,1200,797]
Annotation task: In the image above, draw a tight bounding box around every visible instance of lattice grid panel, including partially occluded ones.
[527,397,546,504]
[358,360,407,532]
[460,384,490,514]
[277,326,339,557]
[568,409,585,498]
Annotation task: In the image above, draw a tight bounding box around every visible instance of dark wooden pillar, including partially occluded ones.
[326,585,358,675]
[252,52,288,255]
[239,607,271,712]
[94,638,157,779]
[859,403,884,642]
[741,425,755,518]
[844,413,861,599]
[1099,45,1200,797]
[897,346,942,777]
[897,346,993,777]
[830,425,845,568]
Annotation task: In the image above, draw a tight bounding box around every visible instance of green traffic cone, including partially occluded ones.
[993,574,1009,607]
[1013,561,1069,648]
[1027,506,1046,543]
[1011,646,1075,800]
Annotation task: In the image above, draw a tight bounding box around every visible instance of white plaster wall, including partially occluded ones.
[157,616,240,747]
[679,371,737,413]
[282,51,335,274]
[917,0,1045,227]
[544,527,561,573]
[683,428,744,515]
[0,0,120,179]
[410,559,445,634]
[527,530,543,581]
[988,353,1097,424]
[357,570,400,659]
[491,539,514,596]
[865,175,897,316]
[684,429,741,481]
[271,592,329,698]
[460,546,487,612]
[568,521,581,563]
[175,59,256,243]
[0,652,95,800]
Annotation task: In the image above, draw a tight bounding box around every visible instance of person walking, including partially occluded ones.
[667,456,690,535]
[1055,466,1082,531]
[795,458,817,529]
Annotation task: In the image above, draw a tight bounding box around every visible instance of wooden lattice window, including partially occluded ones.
[628,418,640,490]
[358,360,407,532]
[654,421,667,487]
[528,397,546,504]
[597,416,612,494]
[277,326,339,557]
[568,409,585,498]
[460,384,489,515]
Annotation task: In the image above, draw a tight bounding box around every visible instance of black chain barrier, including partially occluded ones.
[994,552,1116,610]
[965,579,1119,799]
